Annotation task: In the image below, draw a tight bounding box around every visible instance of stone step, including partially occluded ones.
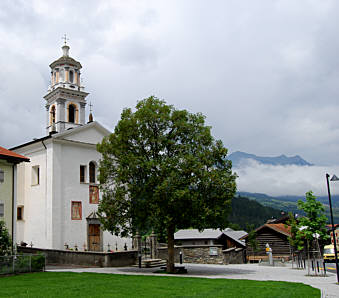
[132,258,167,268]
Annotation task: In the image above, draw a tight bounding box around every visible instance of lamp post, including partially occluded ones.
[325,173,339,284]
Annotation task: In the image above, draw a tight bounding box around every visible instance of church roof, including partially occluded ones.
[10,121,110,151]
[50,55,82,69]
[10,135,52,151]
[52,121,111,139]
[0,146,30,163]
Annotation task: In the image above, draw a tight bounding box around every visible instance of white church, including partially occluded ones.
[11,42,131,252]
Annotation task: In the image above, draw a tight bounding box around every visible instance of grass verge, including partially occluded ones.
[0,272,320,297]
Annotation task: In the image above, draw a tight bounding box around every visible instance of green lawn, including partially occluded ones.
[0,272,319,297]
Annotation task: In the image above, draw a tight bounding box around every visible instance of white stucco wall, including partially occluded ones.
[54,139,131,251]
[14,125,131,251]
[15,143,49,248]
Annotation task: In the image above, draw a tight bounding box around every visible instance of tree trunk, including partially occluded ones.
[167,225,175,273]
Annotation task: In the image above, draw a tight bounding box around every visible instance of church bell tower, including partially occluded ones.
[44,39,89,134]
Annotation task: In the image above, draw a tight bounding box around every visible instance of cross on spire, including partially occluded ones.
[62,34,69,45]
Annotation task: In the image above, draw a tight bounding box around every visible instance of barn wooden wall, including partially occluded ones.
[246,227,291,256]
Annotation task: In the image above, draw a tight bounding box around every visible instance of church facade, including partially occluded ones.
[11,43,131,251]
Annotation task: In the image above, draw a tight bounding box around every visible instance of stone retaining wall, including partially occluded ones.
[18,246,138,267]
[158,245,238,265]
[223,247,246,264]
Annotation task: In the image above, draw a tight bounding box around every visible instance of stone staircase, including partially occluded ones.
[133,258,167,268]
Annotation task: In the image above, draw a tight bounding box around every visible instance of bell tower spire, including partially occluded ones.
[44,38,89,134]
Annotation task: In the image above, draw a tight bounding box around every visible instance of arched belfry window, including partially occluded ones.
[59,69,64,82]
[69,70,74,83]
[50,105,56,124]
[68,104,76,123]
[89,162,96,183]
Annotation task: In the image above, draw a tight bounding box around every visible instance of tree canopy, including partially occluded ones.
[97,96,237,272]
[297,191,329,243]
[287,191,329,252]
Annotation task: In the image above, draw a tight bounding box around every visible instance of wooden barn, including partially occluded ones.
[243,223,292,262]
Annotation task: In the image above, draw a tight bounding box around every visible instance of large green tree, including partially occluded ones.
[97,96,236,272]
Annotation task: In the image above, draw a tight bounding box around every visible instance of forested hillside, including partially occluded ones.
[228,196,282,230]
[238,192,339,224]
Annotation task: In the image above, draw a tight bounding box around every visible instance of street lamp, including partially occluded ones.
[325,173,339,284]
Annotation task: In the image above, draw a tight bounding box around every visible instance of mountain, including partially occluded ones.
[229,196,283,230]
[238,191,339,224]
[228,151,313,167]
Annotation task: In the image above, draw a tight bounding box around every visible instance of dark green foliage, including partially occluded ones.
[285,212,305,252]
[0,254,45,275]
[31,254,45,271]
[228,196,282,229]
[246,224,259,254]
[238,191,339,223]
[97,96,237,271]
[0,220,12,256]
[0,272,320,297]
[296,191,329,243]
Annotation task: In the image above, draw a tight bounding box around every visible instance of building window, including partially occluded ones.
[31,166,40,185]
[89,185,99,204]
[80,165,86,183]
[50,105,56,124]
[71,201,82,220]
[69,70,74,83]
[0,168,4,183]
[89,162,96,183]
[68,104,76,123]
[60,69,64,82]
[17,206,24,220]
[0,202,4,217]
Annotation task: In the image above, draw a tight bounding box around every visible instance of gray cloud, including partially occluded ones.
[1,0,339,168]
[234,160,339,197]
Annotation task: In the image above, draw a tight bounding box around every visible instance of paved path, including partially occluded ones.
[48,263,338,297]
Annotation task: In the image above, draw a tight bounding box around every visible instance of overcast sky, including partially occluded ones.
[1,1,339,195]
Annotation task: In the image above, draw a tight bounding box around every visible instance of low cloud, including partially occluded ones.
[234,160,339,197]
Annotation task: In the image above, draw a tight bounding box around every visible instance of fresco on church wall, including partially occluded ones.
[89,185,99,204]
[71,201,82,220]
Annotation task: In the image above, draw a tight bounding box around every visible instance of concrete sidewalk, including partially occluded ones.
[48,263,338,297]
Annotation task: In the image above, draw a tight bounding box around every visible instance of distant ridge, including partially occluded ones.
[228,151,313,167]
[237,191,339,223]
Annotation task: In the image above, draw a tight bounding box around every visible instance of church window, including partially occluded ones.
[0,202,4,217]
[17,206,24,220]
[68,104,76,123]
[89,162,96,183]
[60,69,64,82]
[80,165,86,183]
[69,70,74,83]
[31,166,40,185]
[71,201,82,220]
[50,105,56,124]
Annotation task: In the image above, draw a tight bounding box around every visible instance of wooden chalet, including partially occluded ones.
[243,223,292,262]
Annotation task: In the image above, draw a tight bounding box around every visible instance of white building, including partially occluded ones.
[11,43,131,252]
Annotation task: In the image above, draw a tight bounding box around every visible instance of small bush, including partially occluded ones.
[31,254,45,272]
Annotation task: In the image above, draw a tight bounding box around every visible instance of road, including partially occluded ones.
[325,262,338,274]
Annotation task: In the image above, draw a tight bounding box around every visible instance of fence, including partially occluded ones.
[0,254,45,275]
[291,254,327,276]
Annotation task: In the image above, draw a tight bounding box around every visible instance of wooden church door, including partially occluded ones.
[88,224,100,251]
